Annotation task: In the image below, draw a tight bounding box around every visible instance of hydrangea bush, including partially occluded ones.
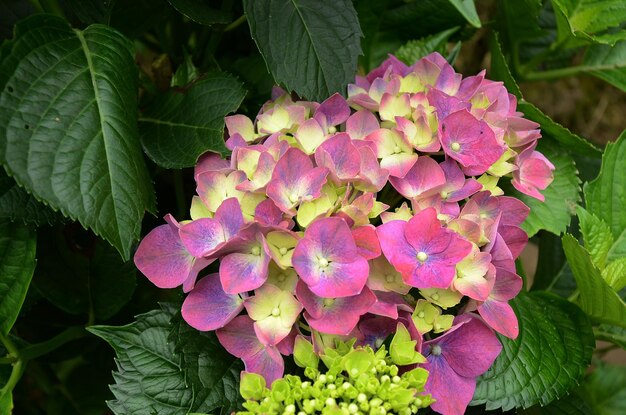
[134,52,554,415]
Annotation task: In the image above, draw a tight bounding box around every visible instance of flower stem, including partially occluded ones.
[0,333,24,403]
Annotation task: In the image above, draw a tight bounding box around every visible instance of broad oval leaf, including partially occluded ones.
[139,72,246,168]
[551,0,626,45]
[562,234,626,328]
[166,0,231,25]
[584,40,626,92]
[0,219,36,335]
[0,169,60,225]
[89,304,243,415]
[0,15,155,260]
[585,130,626,239]
[472,291,594,411]
[577,206,614,269]
[244,0,362,101]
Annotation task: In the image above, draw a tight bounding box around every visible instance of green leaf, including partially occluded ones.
[33,227,136,320]
[447,0,481,28]
[139,72,246,168]
[497,0,544,45]
[585,130,626,238]
[0,219,36,335]
[519,392,592,415]
[488,31,522,98]
[602,258,626,291]
[170,314,244,414]
[381,0,479,39]
[517,100,602,156]
[395,27,458,66]
[608,228,626,262]
[59,0,115,25]
[472,291,594,411]
[0,169,61,226]
[584,40,626,92]
[89,304,243,415]
[0,15,155,260]
[244,0,362,101]
[593,324,626,348]
[170,50,200,87]
[577,206,614,269]
[582,363,626,415]
[166,0,231,25]
[514,141,581,236]
[562,234,626,327]
[551,0,626,45]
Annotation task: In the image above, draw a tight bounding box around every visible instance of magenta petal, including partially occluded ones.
[498,225,528,258]
[216,315,263,358]
[244,345,285,384]
[297,282,376,335]
[496,196,530,227]
[376,220,418,278]
[220,238,271,294]
[491,268,523,301]
[424,356,476,415]
[315,93,350,128]
[352,225,381,260]
[478,299,519,339]
[433,315,502,378]
[179,218,226,257]
[134,221,194,289]
[389,156,446,199]
[315,133,361,182]
[181,274,243,331]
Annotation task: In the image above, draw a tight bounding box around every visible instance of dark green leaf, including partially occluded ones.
[472,291,594,411]
[577,206,614,269]
[562,234,626,327]
[171,315,244,414]
[518,392,592,415]
[551,0,626,45]
[355,0,391,72]
[497,0,544,45]
[109,0,172,38]
[488,31,522,98]
[166,0,231,25]
[90,304,243,415]
[532,231,567,291]
[582,363,626,415]
[514,141,581,236]
[585,130,626,238]
[0,169,61,226]
[517,100,602,156]
[170,51,200,87]
[139,72,246,168]
[34,227,136,320]
[59,0,115,25]
[395,27,458,65]
[244,0,362,101]
[0,15,155,260]
[584,40,626,92]
[381,0,479,39]
[0,219,36,335]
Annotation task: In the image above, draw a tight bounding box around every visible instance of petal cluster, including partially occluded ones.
[134,53,553,415]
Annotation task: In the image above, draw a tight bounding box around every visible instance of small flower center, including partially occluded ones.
[251,246,261,256]
[289,193,299,203]
[384,274,395,283]
[451,142,461,152]
[277,273,286,282]
[431,344,442,356]
[279,247,288,255]
[417,311,425,319]
[393,145,401,154]
[328,126,337,134]
[271,307,281,317]
[323,298,335,307]
[318,257,329,268]
[431,292,440,301]
[439,190,449,199]
[416,251,428,262]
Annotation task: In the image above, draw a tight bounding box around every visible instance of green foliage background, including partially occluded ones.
[0,0,624,414]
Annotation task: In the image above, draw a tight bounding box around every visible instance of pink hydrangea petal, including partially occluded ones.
[254,199,287,227]
[179,218,226,258]
[389,156,446,199]
[455,262,496,302]
[220,236,271,294]
[478,299,519,339]
[195,153,230,179]
[440,110,504,176]
[216,315,263,358]
[380,153,418,178]
[225,114,256,141]
[377,220,419,277]
[498,225,528,258]
[346,109,380,139]
[366,55,409,82]
[424,356,476,415]
[427,89,470,119]
[296,282,376,335]
[352,225,381,260]
[134,220,195,289]
[355,145,389,192]
[404,208,449,254]
[496,196,530,227]
[491,268,523,301]
[314,93,350,128]
[181,274,244,331]
[244,345,285,384]
[308,257,370,298]
[315,133,361,182]
[456,70,485,100]
[359,316,399,349]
